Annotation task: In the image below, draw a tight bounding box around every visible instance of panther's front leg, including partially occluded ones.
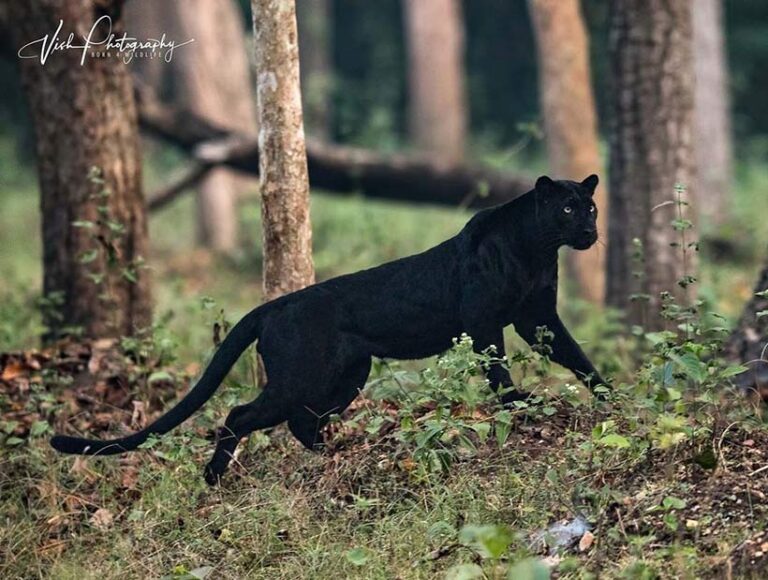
[463,324,528,404]
[514,287,607,392]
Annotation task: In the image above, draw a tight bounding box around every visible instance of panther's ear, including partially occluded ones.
[581,174,599,196]
[535,175,556,194]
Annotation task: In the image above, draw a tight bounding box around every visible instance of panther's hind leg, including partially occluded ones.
[288,357,372,450]
[204,385,288,485]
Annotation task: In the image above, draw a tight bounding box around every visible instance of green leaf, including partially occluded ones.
[459,525,513,559]
[5,436,24,446]
[495,420,511,448]
[364,415,387,435]
[445,563,485,580]
[106,220,126,234]
[666,387,682,401]
[598,434,631,449]
[79,249,99,264]
[345,547,371,566]
[669,353,708,383]
[30,421,50,437]
[506,558,551,580]
[1,421,19,434]
[470,422,491,441]
[663,512,679,531]
[719,365,749,379]
[148,371,174,385]
[662,496,686,510]
[122,268,138,283]
[592,420,615,439]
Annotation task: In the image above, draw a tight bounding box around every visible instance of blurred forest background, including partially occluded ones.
[1,0,768,354]
[3,1,768,578]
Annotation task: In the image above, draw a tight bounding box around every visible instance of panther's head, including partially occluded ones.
[534,174,600,251]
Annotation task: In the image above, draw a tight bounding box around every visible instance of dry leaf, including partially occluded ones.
[578,531,595,552]
[131,401,147,430]
[71,456,91,476]
[90,508,114,531]
[121,466,140,490]
[1,360,25,381]
[399,457,416,471]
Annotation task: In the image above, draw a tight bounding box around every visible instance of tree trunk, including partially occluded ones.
[297,0,332,140]
[528,0,606,305]
[251,0,315,302]
[168,0,258,253]
[606,0,697,329]
[12,0,151,340]
[723,259,768,397]
[403,0,467,163]
[693,0,733,227]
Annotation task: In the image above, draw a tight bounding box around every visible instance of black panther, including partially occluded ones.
[51,174,607,485]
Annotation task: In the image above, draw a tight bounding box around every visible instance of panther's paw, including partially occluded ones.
[203,463,223,487]
[500,389,530,407]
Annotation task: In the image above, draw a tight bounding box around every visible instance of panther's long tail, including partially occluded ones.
[50,306,265,456]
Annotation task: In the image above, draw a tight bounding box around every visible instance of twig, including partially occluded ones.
[147,164,213,211]
[749,464,768,477]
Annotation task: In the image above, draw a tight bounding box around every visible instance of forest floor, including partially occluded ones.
[2,139,768,578]
[1,337,767,579]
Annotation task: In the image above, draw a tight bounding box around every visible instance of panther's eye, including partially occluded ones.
[589,204,596,213]
[563,206,573,214]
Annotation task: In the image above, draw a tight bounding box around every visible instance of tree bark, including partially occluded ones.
[529,0,606,304]
[297,0,332,140]
[403,0,467,163]
[693,0,733,227]
[251,0,315,302]
[166,0,258,253]
[12,0,151,340]
[606,0,697,329]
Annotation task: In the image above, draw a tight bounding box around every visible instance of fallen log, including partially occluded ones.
[136,87,533,211]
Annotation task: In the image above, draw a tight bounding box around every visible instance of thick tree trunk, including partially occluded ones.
[12,0,151,340]
[723,260,768,397]
[606,0,697,329]
[297,0,332,140]
[403,0,467,163]
[168,0,258,253]
[693,0,733,227]
[251,0,315,302]
[529,0,606,305]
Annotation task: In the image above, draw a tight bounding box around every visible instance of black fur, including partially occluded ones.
[51,174,607,485]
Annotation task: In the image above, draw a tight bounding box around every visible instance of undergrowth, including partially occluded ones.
[2,144,768,577]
